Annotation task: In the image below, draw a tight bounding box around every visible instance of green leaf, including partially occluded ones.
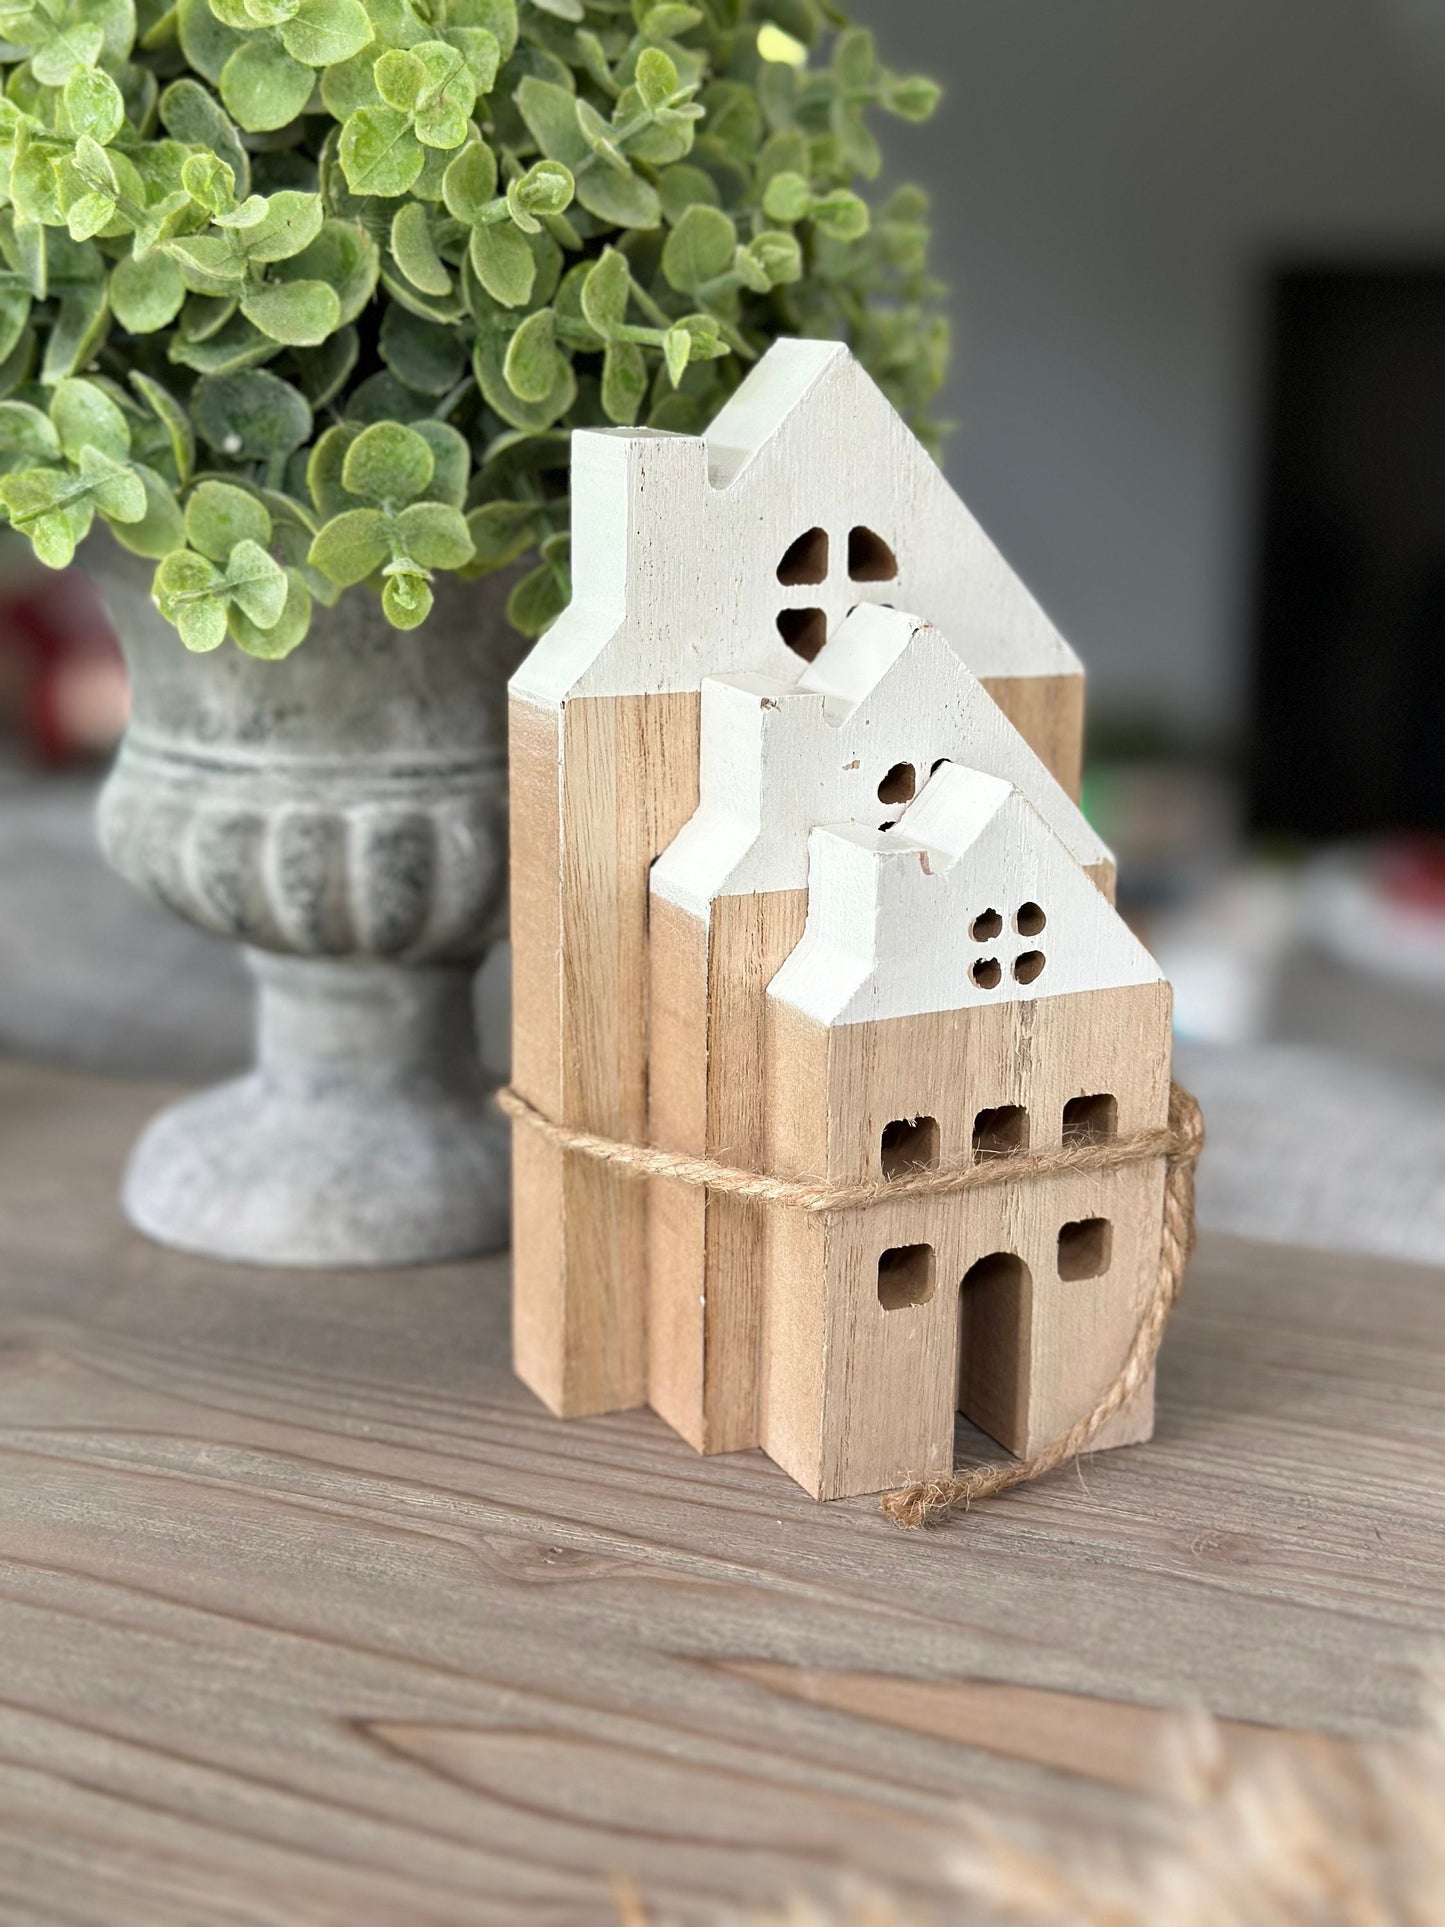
[281,218,379,325]
[464,498,534,574]
[0,466,91,568]
[51,378,131,464]
[742,229,801,289]
[886,74,941,123]
[341,420,433,503]
[241,278,341,345]
[580,247,630,335]
[411,420,469,507]
[110,251,187,333]
[472,328,575,433]
[395,499,472,569]
[307,504,387,583]
[507,556,568,636]
[184,478,272,560]
[658,162,719,225]
[575,158,661,232]
[441,138,498,222]
[634,47,678,112]
[390,201,451,296]
[230,563,310,656]
[220,41,316,132]
[339,104,425,196]
[289,326,359,408]
[601,339,646,425]
[104,461,187,558]
[305,421,361,518]
[374,47,425,111]
[762,170,811,224]
[78,446,147,523]
[408,40,476,149]
[192,369,313,459]
[809,189,870,242]
[662,324,690,390]
[0,401,60,470]
[378,302,466,394]
[661,203,736,294]
[381,564,433,629]
[155,549,229,651]
[130,371,195,485]
[469,220,534,309]
[506,158,574,233]
[225,535,288,627]
[64,66,125,143]
[43,277,109,386]
[503,307,564,405]
[279,0,372,66]
[242,191,326,264]
[159,77,250,197]
[515,77,588,170]
[168,311,278,374]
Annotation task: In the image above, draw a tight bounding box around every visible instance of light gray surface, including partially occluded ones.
[1176,1039,1445,1271]
[0,769,252,1081]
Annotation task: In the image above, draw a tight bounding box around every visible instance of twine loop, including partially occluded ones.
[500,1082,1204,1528]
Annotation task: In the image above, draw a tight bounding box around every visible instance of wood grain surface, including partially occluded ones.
[1,1059,1442,1925]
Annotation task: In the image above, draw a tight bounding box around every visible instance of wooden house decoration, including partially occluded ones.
[508,339,1174,1500]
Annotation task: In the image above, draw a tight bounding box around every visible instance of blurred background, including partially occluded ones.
[3,0,1443,1263]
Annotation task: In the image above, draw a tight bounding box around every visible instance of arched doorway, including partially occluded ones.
[958,1252,1032,1454]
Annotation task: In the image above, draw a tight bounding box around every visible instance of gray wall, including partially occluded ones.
[849,0,1445,742]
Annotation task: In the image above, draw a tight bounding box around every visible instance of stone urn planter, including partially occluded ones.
[90,537,527,1268]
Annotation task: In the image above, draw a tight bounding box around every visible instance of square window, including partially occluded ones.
[881,1115,940,1179]
[1058,1217,1113,1281]
[1063,1094,1118,1143]
[973,1105,1028,1158]
[878,1244,936,1309]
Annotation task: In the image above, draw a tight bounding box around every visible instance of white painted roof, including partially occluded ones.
[651,606,1110,917]
[510,339,1082,707]
[768,763,1163,1028]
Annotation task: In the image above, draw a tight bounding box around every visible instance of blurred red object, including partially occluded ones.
[1381,835,1445,916]
[0,555,128,764]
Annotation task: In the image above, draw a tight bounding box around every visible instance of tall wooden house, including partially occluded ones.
[508,340,1173,1499]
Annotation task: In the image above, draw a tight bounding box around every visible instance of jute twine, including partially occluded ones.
[499,1081,1205,1528]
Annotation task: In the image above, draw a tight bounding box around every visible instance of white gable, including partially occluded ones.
[769,763,1162,1029]
[652,607,1110,918]
[510,339,1082,708]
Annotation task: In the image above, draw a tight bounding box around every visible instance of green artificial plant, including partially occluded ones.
[0,0,946,655]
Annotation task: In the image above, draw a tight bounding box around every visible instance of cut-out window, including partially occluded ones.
[1014,950,1047,985]
[1016,902,1047,937]
[849,525,899,582]
[878,1243,936,1309]
[881,1115,940,1179]
[971,958,1002,990]
[971,909,1003,942]
[878,762,916,806]
[973,1105,1028,1158]
[1063,1094,1118,1144]
[1058,1217,1112,1280]
[778,608,828,662]
[777,527,829,586]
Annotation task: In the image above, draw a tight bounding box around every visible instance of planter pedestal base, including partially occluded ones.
[122,952,509,1269]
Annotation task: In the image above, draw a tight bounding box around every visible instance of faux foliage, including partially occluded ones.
[0,0,946,654]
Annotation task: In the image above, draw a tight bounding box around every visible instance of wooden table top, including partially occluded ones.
[1,1059,1442,1925]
